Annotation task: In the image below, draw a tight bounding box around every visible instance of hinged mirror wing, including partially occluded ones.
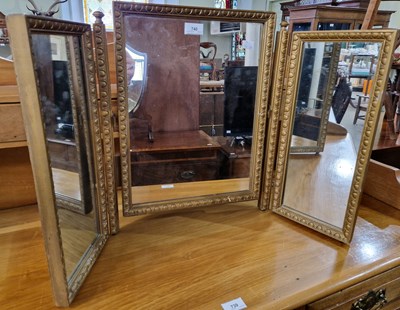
[266,29,399,243]
[7,15,109,306]
[113,3,276,216]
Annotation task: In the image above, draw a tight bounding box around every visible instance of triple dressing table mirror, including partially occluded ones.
[113,3,276,216]
[7,15,109,306]
[5,3,400,307]
[265,29,399,243]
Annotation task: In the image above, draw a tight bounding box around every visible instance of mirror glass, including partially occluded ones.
[114,4,275,215]
[0,26,11,60]
[270,30,397,243]
[290,42,340,153]
[31,33,98,278]
[285,40,381,228]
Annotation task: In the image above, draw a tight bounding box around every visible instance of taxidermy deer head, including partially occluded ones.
[26,0,68,17]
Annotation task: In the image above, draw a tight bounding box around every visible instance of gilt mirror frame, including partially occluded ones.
[7,15,109,306]
[113,2,276,216]
[266,29,398,243]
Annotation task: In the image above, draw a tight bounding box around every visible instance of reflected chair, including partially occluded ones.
[353,94,369,124]
[200,42,217,80]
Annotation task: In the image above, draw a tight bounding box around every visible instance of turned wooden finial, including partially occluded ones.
[93,11,105,24]
[280,21,289,30]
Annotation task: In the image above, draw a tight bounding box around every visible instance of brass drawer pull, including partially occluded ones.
[180,170,196,180]
[351,288,387,310]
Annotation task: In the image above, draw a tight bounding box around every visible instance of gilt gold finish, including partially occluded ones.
[267,30,399,243]
[260,21,289,211]
[92,11,119,234]
[7,14,109,306]
[113,2,276,216]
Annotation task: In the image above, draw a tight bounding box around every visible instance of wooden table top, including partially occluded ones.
[1,195,400,309]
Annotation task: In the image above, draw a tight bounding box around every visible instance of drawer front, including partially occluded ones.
[0,103,26,143]
[307,266,400,310]
[132,159,220,186]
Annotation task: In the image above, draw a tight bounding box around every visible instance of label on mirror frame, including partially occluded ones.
[221,297,247,310]
[184,23,203,35]
[161,184,174,189]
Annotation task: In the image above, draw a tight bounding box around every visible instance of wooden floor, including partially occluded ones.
[2,195,400,309]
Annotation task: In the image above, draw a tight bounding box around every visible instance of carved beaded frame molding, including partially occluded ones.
[113,2,276,216]
[269,30,399,243]
[92,11,119,234]
[7,15,109,306]
[260,21,289,211]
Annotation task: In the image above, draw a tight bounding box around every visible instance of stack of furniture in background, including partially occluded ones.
[0,12,36,210]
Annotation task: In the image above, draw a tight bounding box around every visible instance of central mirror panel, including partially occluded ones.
[114,3,276,215]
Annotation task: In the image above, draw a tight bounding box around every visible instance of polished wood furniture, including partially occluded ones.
[215,136,251,179]
[129,130,253,186]
[130,130,222,186]
[280,0,372,22]
[2,195,400,309]
[284,5,393,32]
[0,56,36,210]
[364,146,400,210]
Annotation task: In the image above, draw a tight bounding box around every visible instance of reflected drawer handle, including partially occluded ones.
[351,288,387,310]
[180,170,196,180]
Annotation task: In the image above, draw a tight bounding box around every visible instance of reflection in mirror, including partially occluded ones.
[270,30,398,243]
[291,42,340,153]
[31,33,97,278]
[126,44,147,114]
[0,22,11,60]
[114,3,276,215]
[8,14,109,306]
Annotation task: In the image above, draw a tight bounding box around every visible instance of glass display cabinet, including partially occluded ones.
[282,5,393,33]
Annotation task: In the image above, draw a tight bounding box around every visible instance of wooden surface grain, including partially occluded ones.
[0,147,36,210]
[1,196,400,309]
[284,134,357,228]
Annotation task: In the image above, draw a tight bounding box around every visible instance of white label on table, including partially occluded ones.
[184,23,203,35]
[161,184,174,189]
[221,297,247,310]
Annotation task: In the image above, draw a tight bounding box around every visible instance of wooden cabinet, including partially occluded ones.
[307,265,400,309]
[283,5,393,33]
[129,130,254,185]
[130,131,223,186]
[0,59,36,210]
